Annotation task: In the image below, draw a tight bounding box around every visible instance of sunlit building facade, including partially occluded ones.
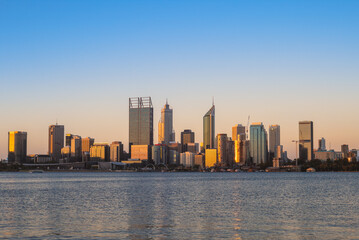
[129,97,153,151]
[299,121,313,161]
[110,141,124,162]
[90,143,110,162]
[250,123,268,165]
[269,125,280,160]
[217,134,227,166]
[203,105,215,150]
[8,131,27,163]
[158,100,174,145]
[48,124,64,162]
[205,149,217,168]
[232,124,246,141]
[71,135,82,162]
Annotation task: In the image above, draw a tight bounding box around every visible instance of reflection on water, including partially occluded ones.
[0,172,359,239]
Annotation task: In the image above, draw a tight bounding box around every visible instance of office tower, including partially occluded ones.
[131,145,151,160]
[66,134,73,147]
[110,141,124,162]
[299,121,314,161]
[169,150,179,165]
[48,124,64,162]
[217,134,227,166]
[203,104,215,150]
[318,138,326,151]
[232,124,246,141]
[181,129,195,152]
[250,123,268,165]
[180,152,195,167]
[194,154,205,169]
[82,137,95,153]
[168,142,182,154]
[227,140,235,167]
[129,97,153,150]
[152,144,168,165]
[158,100,174,145]
[71,135,82,162]
[269,125,280,160]
[205,149,217,168]
[341,144,349,158]
[90,143,110,162]
[275,145,283,159]
[8,131,27,163]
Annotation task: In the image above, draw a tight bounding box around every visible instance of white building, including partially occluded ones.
[180,152,195,167]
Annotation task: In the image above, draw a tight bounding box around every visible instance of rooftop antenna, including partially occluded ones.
[166,98,168,105]
[56,118,58,125]
[212,96,214,106]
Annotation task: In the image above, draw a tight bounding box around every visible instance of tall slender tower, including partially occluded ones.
[158,100,174,145]
[269,125,280,159]
[250,123,268,165]
[203,104,215,150]
[49,124,64,162]
[129,97,154,151]
[299,121,313,161]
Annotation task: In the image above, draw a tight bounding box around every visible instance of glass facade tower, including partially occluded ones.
[49,124,64,162]
[129,97,154,150]
[203,105,215,150]
[299,121,313,161]
[8,131,27,163]
[250,123,268,165]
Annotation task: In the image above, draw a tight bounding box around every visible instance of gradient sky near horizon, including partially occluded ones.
[1,0,359,159]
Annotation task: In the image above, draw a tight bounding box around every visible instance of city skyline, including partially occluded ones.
[1,1,359,159]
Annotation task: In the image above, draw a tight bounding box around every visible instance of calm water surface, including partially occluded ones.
[0,172,358,239]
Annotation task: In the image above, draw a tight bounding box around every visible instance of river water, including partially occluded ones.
[0,172,358,239]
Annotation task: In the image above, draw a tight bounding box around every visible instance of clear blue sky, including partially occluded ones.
[1,0,358,158]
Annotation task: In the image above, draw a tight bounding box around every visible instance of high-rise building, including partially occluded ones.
[181,129,195,152]
[8,131,27,163]
[90,143,110,162]
[269,125,280,160]
[82,137,95,153]
[110,141,124,162]
[180,152,195,167]
[129,97,153,151]
[299,121,314,161]
[250,123,268,165]
[152,144,168,165]
[203,104,215,150]
[232,124,246,141]
[226,139,235,167]
[217,134,227,166]
[318,138,326,151]
[71,135,82,162]
[158,100,174,145]
[235,138,248,165]
[65,134,73,147]
[205,149,217,168]
[48,124,64,162]
[341,144,349,158]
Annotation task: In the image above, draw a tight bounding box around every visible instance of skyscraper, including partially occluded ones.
[48,124,64,162]
[158,100,174,145]
[129,97,153,150]
[203,104,215,150]
[217,134,227,166]
[8,131,27,163]
[250,123,268,165]
[269,125,280,159]
[232,124,246,141]
[82,137,95,153]
[299,121,314,161]
[181,129,195,152]
[110,141,124,162]
[341,144,349,158]
[318,137,326,151]
[71,135,82,162]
